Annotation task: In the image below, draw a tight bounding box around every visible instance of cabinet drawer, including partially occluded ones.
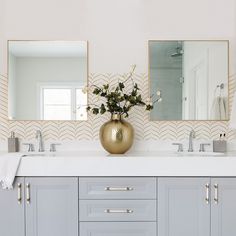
[80,200,156,222]
[79,177,156,199]
[80,222,156,236]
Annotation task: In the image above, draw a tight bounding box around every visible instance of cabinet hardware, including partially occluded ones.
[104,209,133,214]
[17,183,22,204]
[214,184,218,204]
[205,183,210,204]
[104,187,134,191]
[26,183,30,204]
[172,143,183,152]
[23,143,35,152]
[199,143,211,152]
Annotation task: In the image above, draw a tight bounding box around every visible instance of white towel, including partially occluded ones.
[210,96,227,120]
[0,153,22,189]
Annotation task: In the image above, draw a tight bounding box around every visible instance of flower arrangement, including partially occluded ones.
[86,65,161,118]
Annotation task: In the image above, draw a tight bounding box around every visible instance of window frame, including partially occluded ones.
[37,82,85,120]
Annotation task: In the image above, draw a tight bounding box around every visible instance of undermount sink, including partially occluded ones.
[176,151,224,156]
[22,150,226,158]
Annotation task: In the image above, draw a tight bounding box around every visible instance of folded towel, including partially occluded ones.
[0,153,22,189]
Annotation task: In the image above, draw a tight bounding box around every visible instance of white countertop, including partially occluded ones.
[10,151,236,177]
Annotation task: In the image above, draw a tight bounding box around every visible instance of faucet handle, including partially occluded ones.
[199,143,211,152]
[23,143,35,152]
[172,143,183,152]
[50,143,61,152]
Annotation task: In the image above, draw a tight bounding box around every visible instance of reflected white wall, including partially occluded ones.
[10,57,86,120]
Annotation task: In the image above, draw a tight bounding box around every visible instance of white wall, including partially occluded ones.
[0,0,236,75]
[10,57,86,120]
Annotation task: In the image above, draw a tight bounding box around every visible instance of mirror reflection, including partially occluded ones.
[8,41,88,121]
[149,40,229,121]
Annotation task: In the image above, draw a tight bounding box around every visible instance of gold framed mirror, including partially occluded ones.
[149,40,229,121]
[8,40,88,121]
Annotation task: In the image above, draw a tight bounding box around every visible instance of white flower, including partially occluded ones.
[95,96,100,102]
[156,90,161,96]
[146,98,151,104]
[131,64,136,71]
[82,86,88,94]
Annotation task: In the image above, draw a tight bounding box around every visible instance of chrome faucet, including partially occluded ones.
[188,130,196,152]
[36,130,44,152]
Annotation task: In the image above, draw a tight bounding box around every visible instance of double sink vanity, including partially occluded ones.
[1,147,236,236]
[2,39,233,236]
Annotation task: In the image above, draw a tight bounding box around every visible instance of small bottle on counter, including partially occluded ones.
[213,133,227,153]
[8,131,19,153]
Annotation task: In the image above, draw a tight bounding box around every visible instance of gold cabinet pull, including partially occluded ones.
[205,183,210,204]
[17,183,22,204]
[105,187,134,191]
[214,184,219,204]
[104,209,133,213]
[26,183,30,204]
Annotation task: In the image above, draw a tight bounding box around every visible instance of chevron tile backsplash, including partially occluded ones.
[0,73,236,141]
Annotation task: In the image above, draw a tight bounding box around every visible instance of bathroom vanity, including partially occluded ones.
[1,153,236,236]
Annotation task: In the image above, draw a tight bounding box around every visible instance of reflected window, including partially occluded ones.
[40,85,87,120]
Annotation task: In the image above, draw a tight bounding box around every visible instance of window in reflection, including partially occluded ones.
[40,85,87,120]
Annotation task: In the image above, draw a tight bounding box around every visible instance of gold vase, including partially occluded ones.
[99,114,134,154]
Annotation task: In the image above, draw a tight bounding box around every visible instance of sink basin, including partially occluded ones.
[23,153,46,157]
[176,151,224,157]
[22,150,226,158]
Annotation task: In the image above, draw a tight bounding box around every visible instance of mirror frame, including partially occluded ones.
[148,39,230,121]
[7,40,89,121]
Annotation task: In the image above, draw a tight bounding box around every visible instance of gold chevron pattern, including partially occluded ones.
[0,73,235,141]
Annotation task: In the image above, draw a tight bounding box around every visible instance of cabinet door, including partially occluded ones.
[25,177,78,236]
[0,177,25,236]
[211,178,236,236]
[158,178,210,236]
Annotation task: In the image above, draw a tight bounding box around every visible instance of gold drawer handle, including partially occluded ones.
[105,187,134,191]
[104,209,133,214]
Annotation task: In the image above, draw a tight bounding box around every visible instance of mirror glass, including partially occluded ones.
[149,40,229,121]
[8,41,88,121]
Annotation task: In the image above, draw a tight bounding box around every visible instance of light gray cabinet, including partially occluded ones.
[158,178,211,236]
[211,178,236,236]
[0,177,25,236]
[2,176,236,236]
[25,177,78,236]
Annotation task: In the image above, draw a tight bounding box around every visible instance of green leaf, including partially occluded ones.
[103,84,109,90]
[136,94,142,102]
[100,104,106,114]
[146,104,154,110]
[93,88,101,95]
[131,89,137,96]
[118,82,125,91]
[92,108,99,115]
